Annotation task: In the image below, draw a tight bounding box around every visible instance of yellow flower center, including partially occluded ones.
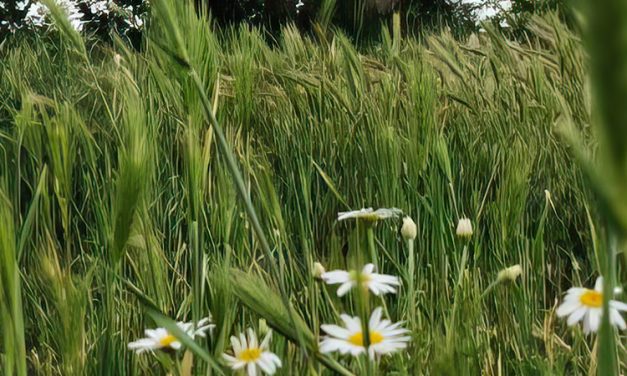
[238,348,262,362]
[159,334,177,347]
[580,290,603,308]
[347,331,384,347]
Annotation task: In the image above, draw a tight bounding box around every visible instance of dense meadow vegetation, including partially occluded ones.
[1,0,625,374]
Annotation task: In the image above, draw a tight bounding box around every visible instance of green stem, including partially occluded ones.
[406,239,416,327]
[366,225,378,266]
[479,279,500,300]
[599,230,618,375]
[190,221,202,323]
[447,244,468,350]
[357,285,373,376]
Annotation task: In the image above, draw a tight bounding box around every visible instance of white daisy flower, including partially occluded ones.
[556,277,627,334]
[179,316,215,338]
[128,316,214,354]
[337,207,402,222]
[222,328,282,376]
[319,307,410,359]
[321,263,400,297]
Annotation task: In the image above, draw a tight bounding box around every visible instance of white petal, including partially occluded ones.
[247,362,257,376]
[321,324,350,339]
[266,352,282,367]
[321,270,350,284]
[319,338,358,354]
[368,346,376,359]
[370,281,397,295]
[128,339,159,353]
[566,287,585,296]
[177,322,193,333]
[556,300,581,317]
[222,353,238,366]
[368,283,382,295]
[567,307,587,326]
[230,336,242,354]
[195,318,215,337]
[362,264,375,274]
[373,208,402,219]
[247,328,258,349]
[610,300,627,311]
[145,328,166,339]
[595,277,604,292]
[372,274,400,285]
[338,208,373,221]
[239,332,248,350]
[379,328,409,337]
[350,344,366,356]
[170,341,182,350]
[257,356,275,375]
[382,337,411,348]
[610,308,627,330]
[336,281,355,297]
[259,352,281,374]
[341,314,362,332]
[587,309,601,333]
[369,307,383,329]
[231,361,247,370]
[372,341,408,354]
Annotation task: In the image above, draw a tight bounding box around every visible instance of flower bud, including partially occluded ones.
[113,53,122,68]
[401,216,417,241]
[258,319,269,337]
[456,218,473,238]
[312,262,326,279]
[497,264,522,283]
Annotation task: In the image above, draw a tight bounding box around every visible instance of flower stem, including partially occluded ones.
[480,279,500,300]
[356,283,373,376]
[447,244,468,350]
[366,225,378,266]
[406,238,416,327]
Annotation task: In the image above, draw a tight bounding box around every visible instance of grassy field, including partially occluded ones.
[0,1,622,374]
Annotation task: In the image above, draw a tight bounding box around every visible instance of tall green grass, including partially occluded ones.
[0,2,615,374]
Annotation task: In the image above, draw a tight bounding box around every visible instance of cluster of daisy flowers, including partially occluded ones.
[123,208,499,374]
[318,262,410,358]
[125,206,625,375]
[315,208,411,359]
[128,317,214,353]
[126,207,413,375]
[129,317,282,375]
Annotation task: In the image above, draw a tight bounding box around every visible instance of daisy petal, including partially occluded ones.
[567,307,587,326]
[557,300,581,317]
[337,281,355,297]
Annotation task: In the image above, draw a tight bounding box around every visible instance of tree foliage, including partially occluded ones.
[0,0,570,43]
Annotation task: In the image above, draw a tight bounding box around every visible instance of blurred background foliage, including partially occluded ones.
[1,0,571,44]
